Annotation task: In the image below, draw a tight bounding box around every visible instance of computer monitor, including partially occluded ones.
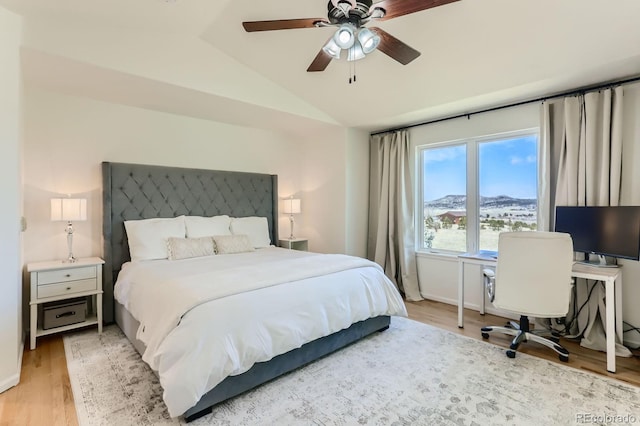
[554,206,640,266]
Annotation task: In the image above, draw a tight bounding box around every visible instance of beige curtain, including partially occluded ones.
[368,130,421,301]
[554,88,623,207]
[540,87,629,356]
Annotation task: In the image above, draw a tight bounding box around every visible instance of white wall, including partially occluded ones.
[345,128,370,257]
[0,5,23,393]
[22,87,368,261]
[22,88,298,263]
[16,15,373,261]
[410,95,640,347]
[296,127,348,254]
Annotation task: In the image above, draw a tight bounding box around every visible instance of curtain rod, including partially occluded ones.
[371,74,640,136]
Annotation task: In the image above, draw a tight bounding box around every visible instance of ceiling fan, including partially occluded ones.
[242,0,460,72]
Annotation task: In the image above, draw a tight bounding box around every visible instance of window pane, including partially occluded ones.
[422,145,467,251]
[478,135,538,251]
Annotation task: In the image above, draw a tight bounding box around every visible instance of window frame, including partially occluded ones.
[416,128,540,256]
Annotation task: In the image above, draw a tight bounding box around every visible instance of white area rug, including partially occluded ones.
[64,317,640,425]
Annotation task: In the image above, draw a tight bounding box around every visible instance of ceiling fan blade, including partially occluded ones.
[243,18,329,32]
[307,46,333,72]
[371,27,421,65]
[372,0,460,21]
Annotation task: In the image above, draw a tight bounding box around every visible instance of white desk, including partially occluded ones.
[457,252,623,373]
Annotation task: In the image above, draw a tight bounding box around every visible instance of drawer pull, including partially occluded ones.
[65,274,71,278]
[66,287,71,290]
[56,311,75,319]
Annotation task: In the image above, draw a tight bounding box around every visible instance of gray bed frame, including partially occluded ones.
[102,162,390,422]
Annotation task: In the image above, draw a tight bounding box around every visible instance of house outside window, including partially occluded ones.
[419,130,538,254]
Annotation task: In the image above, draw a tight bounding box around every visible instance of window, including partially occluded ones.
[419,130,538,253]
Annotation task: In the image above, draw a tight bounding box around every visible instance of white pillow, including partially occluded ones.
[184,215,231,238]
[213,235,255,254]
[124,216,186,261]
[167,237,216,260]
[230,216,271,248]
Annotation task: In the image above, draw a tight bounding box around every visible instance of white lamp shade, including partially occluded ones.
[333,24,355,49]
[283,198,301,214]
[51,198,87,222]
[358,28,380,54]
[322,38,342,59]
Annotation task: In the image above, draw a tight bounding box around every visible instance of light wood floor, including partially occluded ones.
[1,299,638,425]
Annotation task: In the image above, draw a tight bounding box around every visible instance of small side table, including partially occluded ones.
[28,257,104,350]
[279,238,308,251]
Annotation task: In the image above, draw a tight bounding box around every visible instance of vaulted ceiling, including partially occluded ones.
[4,0,640,133]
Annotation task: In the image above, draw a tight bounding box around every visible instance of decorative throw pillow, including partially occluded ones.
[229,216,271,248]
[167,237,216,260]
[184,215,232,238]
[124,216,186,261]
[213,234,255,254]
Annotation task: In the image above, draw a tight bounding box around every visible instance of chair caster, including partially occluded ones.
[506,350,516,359]
[559,354,569,362]
[481,332,490,339]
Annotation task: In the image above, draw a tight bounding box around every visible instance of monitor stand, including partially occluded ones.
[577,254,619,268]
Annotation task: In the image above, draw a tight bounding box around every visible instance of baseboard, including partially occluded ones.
[418,292,519,321]
[0,337,24,394]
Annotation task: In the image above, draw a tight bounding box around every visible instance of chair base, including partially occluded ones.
[481,315,569,362]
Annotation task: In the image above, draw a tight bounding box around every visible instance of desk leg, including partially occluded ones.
[458,260,464,328]
[615,275,623,343]
[605,277,616,373]
[480,272,486,315]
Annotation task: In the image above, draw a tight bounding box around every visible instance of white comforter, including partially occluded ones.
[114,247,407,417]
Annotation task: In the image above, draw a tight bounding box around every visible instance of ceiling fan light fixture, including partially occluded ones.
[347,40,366,61]
[322,38,342,59]
[336,0,352,16]
[357,27,380,54]
[333,24,355,49]
[369,7,386,19]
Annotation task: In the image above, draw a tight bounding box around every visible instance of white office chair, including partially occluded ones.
[481,231,574,362]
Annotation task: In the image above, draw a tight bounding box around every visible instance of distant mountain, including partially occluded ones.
[426,195,466,209]
[426,195,536,210]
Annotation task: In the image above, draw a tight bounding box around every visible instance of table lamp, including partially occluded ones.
[51,198,87,262]
[282,197,301,240]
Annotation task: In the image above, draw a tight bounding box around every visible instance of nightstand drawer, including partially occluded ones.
[37,278,97,299]
[37,266,97,285]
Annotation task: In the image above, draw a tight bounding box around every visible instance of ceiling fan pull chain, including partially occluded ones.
[348,45,357,84]
[353,57,357,83]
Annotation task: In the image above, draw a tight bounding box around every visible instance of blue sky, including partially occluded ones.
[423,135,538,201]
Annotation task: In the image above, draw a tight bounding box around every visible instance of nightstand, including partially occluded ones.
[28,257,104,350]
[279,238,308,251]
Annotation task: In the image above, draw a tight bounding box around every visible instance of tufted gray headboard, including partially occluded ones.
[101,162,278,323]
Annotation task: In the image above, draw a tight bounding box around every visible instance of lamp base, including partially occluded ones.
[65,222,77,263]
[289,214,295,240]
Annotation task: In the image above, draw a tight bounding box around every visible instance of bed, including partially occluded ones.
[102,162,407,421]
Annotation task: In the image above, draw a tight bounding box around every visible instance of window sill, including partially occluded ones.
[415,251,460,262]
